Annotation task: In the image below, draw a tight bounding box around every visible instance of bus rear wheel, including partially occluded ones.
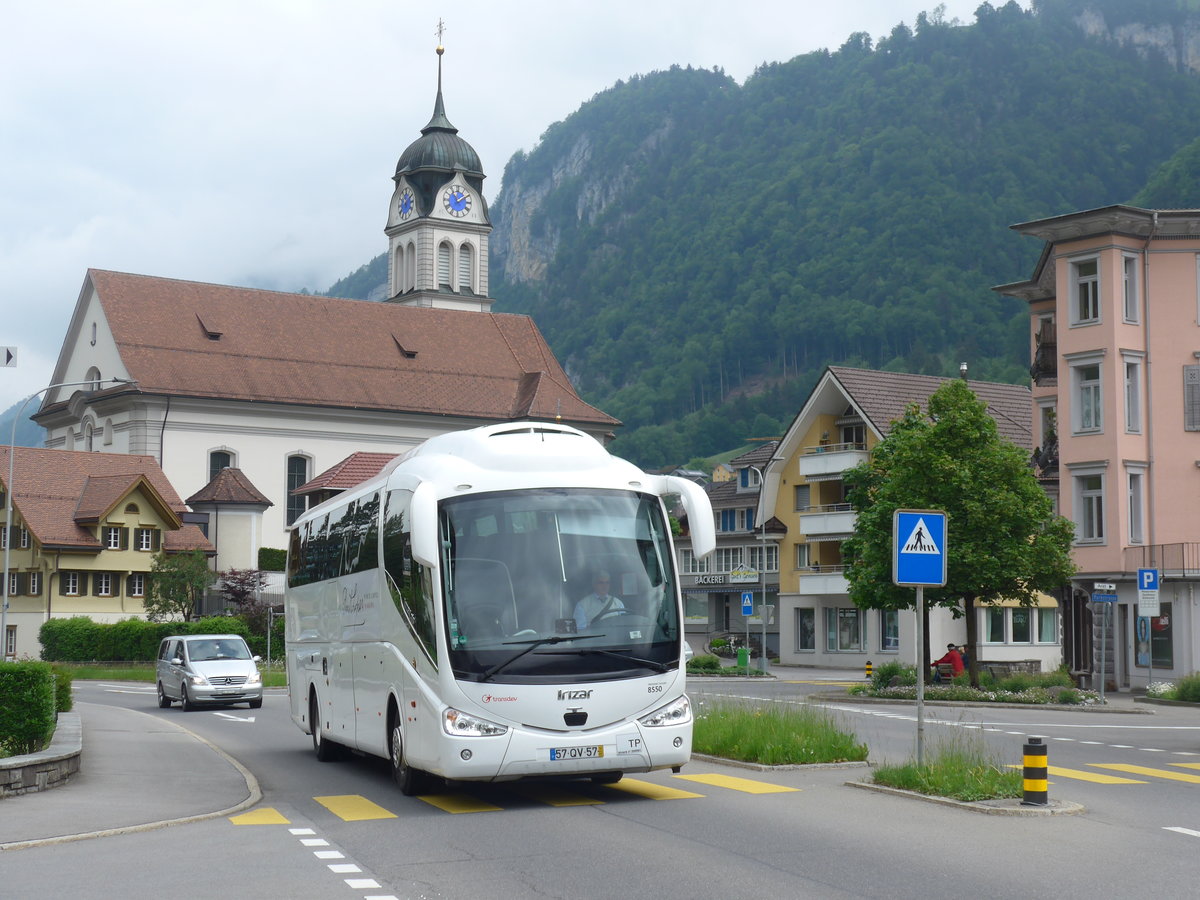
[389,716,426,796]
[311,692,340,762]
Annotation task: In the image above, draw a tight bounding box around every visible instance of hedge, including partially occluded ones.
[258,547,287,571]
[39,616,252,662]
[0,661,57,755]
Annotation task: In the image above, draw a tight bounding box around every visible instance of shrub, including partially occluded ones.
[52,666,74,712]
[258,547,287,571]
[0,661,57,755]
[871,659,916,690]
[687,654,722,673]
[1176,672,1200,703]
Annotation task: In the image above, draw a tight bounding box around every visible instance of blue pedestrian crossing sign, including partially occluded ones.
[893,509,947,587]
[741,591,754,616]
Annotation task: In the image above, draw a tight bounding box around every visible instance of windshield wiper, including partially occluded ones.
[578,647,670,673]
[479,633,606,682]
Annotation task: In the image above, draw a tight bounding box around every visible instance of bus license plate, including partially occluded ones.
[550,745,603,760]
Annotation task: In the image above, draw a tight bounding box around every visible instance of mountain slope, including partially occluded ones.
[329,1,1200,468]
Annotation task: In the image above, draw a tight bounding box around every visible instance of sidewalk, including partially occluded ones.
[0,702,258,851]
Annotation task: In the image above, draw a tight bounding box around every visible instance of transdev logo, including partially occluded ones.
[481,694,517,703]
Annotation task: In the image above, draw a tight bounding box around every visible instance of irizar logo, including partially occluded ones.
[558,689,593,701]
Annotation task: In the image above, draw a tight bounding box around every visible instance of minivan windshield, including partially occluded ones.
[439,488,680,683]
[186,638,251,661]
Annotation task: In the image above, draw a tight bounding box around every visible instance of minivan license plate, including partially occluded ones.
[550,745,603,760]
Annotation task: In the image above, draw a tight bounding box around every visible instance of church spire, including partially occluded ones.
[422,20,456,134]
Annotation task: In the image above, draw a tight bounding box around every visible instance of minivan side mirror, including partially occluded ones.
[170,657,184,666]
[252,655,262,663]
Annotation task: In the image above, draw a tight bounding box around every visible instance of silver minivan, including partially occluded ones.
[156,634,263,710]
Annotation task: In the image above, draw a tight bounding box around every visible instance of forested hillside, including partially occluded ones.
[327,0,1200,468]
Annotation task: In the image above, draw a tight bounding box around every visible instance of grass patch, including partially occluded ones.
[692,699,867,765]
[51,663,288,688]
[872,732,1022,802]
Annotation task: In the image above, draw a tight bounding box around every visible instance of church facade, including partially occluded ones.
[33,45,618,561]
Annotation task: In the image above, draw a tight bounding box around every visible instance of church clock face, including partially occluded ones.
[443,184,471,217]
[398,188,414,219]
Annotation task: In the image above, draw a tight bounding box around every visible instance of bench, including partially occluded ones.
[935,662,957,682]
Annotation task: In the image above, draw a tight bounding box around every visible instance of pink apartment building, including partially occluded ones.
[999,205,1200,691]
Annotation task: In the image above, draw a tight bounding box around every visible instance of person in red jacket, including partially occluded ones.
[932,643,964,681]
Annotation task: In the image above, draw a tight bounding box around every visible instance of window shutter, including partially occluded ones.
[120,528,129,550]
[15,573,25,595]
[152,529,161,551]
[59,574,68,596]
[78,573,89,596]
[1185,366,1200,431]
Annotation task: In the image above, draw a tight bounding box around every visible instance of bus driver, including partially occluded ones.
[574,571,624,629]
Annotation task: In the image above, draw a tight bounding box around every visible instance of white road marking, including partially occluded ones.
[213,712,256,722]
[1164,827,1200,838]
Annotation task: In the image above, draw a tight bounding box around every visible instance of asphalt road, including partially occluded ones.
[6,678,1198,900]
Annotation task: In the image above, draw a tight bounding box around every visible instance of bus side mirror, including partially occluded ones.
[410,481,440,568]
[664,476,715,559]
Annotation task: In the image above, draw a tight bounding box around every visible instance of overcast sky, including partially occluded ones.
[1,0,1028,413]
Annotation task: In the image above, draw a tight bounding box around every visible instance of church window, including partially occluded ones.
[287,455,310,526]
[85,366,101,390]
[437,242,453,289]
[406,241,416,292]
[458,244,474,293]
[393,245,405,294]
[84,421,94,452]
[209,450,233,482]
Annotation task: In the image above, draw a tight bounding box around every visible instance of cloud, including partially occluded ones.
[0,0,1011,411]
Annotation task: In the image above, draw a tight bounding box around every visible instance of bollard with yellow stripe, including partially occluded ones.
[1021,736,1048,806]
[865,660,873,681]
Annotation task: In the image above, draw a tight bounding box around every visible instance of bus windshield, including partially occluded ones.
[439,488,680,683]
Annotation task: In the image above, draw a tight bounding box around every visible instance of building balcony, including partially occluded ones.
[798,566,849,595]
[798,443,869,480]
[1123,543,1200,578]
[798,503,856,537]
[1030,322,1057,386]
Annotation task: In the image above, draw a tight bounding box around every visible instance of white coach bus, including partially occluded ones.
[285,422,715,793]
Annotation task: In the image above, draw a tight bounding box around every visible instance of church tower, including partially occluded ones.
[385,40,493,311]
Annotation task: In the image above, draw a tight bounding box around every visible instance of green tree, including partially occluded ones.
[841,380,1076,684]
[146,551,216,622]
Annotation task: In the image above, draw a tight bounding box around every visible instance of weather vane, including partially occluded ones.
[435,18,446,47]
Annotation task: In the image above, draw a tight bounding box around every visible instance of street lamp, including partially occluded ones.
[3,378,135,658]
[747,464,772,673]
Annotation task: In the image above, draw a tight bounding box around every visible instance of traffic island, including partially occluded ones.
[0,712,81,797]
[845,780,1085,815]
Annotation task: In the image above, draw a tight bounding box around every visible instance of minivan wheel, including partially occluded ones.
[179,683,194,712]
[248,697,263,709]
[157,682,172,708]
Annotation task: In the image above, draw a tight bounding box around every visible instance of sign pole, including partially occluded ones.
[915,585,925,766]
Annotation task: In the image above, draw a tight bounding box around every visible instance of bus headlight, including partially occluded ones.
[639,695,691,727]
[443,708,509,737]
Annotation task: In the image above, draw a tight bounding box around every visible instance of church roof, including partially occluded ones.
[56,269,618,429]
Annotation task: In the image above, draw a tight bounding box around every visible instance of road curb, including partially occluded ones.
[845,780,1086,815]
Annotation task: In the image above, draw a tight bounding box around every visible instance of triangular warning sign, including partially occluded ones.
[901,518,940,555]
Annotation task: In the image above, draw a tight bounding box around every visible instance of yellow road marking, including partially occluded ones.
[230,807,291,825]
[418,793,504,814]
[606,778,703,800]
[1091,764,1200,783]
[315,794,398,821]
[508,785,605,807]
[674,773,799,794]
[1172,763,1200,770]
[1006,764,1143,784]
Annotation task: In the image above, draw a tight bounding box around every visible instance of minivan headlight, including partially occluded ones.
[188,673,209,686]
[247,669,262,685]
[639,695,691,727]
[443,708,508,737]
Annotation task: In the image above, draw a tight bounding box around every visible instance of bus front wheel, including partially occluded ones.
[389,715,426,796]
